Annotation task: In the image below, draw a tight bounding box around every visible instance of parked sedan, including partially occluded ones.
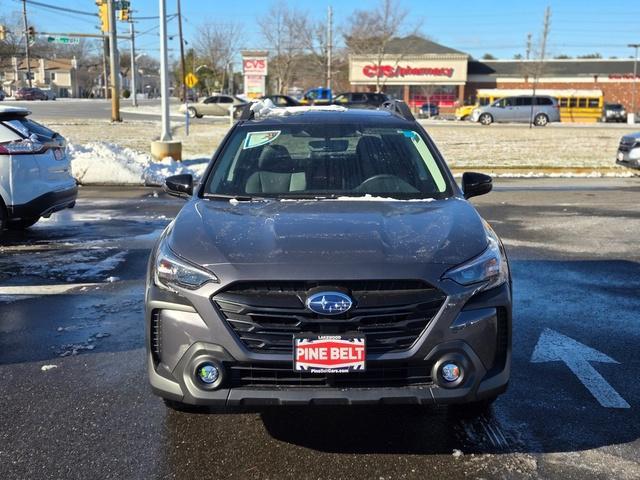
[14,87,49,101]
[418,103,439,118]
[0,107,77,233]
[616,132,640,168]
[0,90,5,101]
[180,95,247,118]
[260,95,301,107]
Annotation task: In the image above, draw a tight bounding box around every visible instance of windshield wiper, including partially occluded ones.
[203,193,267,202]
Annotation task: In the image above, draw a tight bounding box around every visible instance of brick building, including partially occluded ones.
[348,37,640,115]
[467,59,639,113]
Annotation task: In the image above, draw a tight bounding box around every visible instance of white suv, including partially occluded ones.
[0,107,77,233]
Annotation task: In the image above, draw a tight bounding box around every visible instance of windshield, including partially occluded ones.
[204,124,450,199]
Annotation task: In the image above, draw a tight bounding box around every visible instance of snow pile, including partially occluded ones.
[68,142,209,186]
[251,99,347,118]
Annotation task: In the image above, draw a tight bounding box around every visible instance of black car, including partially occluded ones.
[148,101,512,414]
[333,91,389,109]
[260,95,301,107]
[418,103,440,118]
[602,103,626,123]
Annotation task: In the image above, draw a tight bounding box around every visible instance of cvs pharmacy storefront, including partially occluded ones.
[349,53,469,112]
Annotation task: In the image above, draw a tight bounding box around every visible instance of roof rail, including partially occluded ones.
[381,99,415,122]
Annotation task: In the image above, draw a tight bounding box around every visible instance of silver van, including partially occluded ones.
[471,95,560,126]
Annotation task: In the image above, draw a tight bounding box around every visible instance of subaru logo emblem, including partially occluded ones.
[306,291,353,315]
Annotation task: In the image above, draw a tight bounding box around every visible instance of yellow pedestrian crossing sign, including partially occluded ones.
[185,73,198,89]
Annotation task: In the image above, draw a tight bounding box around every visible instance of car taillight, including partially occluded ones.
[0,141,46,155]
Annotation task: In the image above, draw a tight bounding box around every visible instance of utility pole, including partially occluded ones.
[107,0,121,121]
[21,0,32,88]
[326,5,333,91]
[150,0,181,160]
[102,37,109,98]
[530,7,551,128]
[525,33,532,60]
[130,18,137,107]
[628,43,639,123]
[159,0,171,141]
[177,0,187,103]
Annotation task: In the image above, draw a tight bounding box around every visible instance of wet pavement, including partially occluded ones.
[1,180,639,479]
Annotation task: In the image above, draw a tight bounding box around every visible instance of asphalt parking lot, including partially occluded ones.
[0,179,639,479]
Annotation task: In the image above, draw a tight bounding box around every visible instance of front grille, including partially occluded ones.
[212,280,446,354]
[228,362,433,388]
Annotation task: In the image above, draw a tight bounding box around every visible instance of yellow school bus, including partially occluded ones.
[463,89,604,123]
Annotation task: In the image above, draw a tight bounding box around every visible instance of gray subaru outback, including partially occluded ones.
[146,102,512,412]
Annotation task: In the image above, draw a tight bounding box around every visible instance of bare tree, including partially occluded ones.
[193,21,243,92]
[0,12,26,59]
[259,1,309,94]
[343,0,410,91]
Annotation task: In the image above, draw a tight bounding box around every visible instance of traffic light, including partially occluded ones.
[96,1,109,33]
[118,8,130,21]
[27,26,35,43]
[0,25,6,41]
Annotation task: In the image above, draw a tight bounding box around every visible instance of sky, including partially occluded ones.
[3,0,640,62]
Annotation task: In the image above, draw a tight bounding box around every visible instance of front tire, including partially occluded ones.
[479,113,493,125]
[7,216,40,230]
[534,113,549,126]
[187,107,198,119]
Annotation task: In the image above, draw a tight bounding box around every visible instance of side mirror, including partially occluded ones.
[462,172,492,199]
[164,174,193,198]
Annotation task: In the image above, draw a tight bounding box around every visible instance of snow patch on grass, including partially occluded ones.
[68,142,209,186]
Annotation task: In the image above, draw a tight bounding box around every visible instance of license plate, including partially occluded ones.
[294,335,366,373]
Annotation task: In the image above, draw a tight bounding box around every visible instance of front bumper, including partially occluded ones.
[146,275,512,406]
[616,148,640,169]
[9,184,77,220]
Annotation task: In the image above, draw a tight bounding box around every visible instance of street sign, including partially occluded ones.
[47,36,80,45]
[185,73,198,89]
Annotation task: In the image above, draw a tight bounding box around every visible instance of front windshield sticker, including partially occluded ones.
[243,130,281,150]
[401,129,417,139]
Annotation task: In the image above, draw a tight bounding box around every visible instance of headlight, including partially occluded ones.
[154,241,218,292]
[443,223,508,291]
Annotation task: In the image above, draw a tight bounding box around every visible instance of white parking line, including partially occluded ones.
[0,283,102,295]
[531,328,630,409]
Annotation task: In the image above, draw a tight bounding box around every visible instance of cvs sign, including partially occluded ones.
[243,58,268,76]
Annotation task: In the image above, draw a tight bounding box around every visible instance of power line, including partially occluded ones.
[12,0,96,17]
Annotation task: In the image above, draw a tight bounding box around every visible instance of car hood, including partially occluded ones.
[167,197,488,268]
[621,132,640,142]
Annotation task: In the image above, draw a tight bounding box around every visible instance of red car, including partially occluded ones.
[14,87,48,101]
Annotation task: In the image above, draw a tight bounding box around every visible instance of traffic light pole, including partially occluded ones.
[107,0,121,121]
[21,0,32,88]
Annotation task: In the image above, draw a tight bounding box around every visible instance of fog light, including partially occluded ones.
[196,363,219,384]
[441,363,461,382]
